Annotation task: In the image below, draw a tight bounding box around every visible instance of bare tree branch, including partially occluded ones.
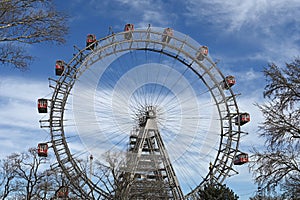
[263,59,300,109]
[0,0,68,70]
[251,58,300,197]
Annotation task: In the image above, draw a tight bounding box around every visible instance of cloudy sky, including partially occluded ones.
[0,0,299,199]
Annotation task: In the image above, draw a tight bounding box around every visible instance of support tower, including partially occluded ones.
[118,106,184,200]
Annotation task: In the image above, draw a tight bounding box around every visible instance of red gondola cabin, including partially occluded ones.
[37,98,47,113]
[196,46,208,61]
[235,112,250,126]
[162,28,173,43]
[124,24,134,40]
[222,75,236,89]
[37,143,48,157]
[234,153,249,165]
[55,60,64,76]
[86,34,96,50]
[56,186,68,198]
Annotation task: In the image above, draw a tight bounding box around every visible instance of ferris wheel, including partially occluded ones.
[37,25,250,199]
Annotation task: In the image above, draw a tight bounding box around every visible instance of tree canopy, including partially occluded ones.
[197,183,239,200]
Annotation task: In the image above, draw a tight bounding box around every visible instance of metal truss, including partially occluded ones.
[39,27,247,199]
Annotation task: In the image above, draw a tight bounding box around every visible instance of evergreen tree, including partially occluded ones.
[197,183,239,200]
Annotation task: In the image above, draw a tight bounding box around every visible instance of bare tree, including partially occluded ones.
[13,148,48,200]
[100,151,131,200]
[0,148,47,199]
[0,0,68,70]
[250,59,300,196]
[0,153,20,199]
[34,168,62,200]
[0,149,91,199]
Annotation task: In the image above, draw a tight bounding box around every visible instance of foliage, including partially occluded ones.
[0,0,68,70]
[197,183,239,200]
[250,58,300,196]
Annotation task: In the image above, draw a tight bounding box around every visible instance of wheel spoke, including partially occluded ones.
[40,27,246,199]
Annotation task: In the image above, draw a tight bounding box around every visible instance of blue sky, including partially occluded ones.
[0,0,300,199]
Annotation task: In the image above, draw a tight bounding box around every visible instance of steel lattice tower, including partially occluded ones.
[117,106,184,200]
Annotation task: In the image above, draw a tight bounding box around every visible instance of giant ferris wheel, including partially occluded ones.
[38,25,250,199]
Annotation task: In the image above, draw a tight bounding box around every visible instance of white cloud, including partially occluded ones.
[0,77,50,129]
[0,76,51,158]
[0,128,40,158]
[0,76,49,102]
[115,0,153,8]
[185,0,300,32]
[185,0,300,64]
[79,0,175,28]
